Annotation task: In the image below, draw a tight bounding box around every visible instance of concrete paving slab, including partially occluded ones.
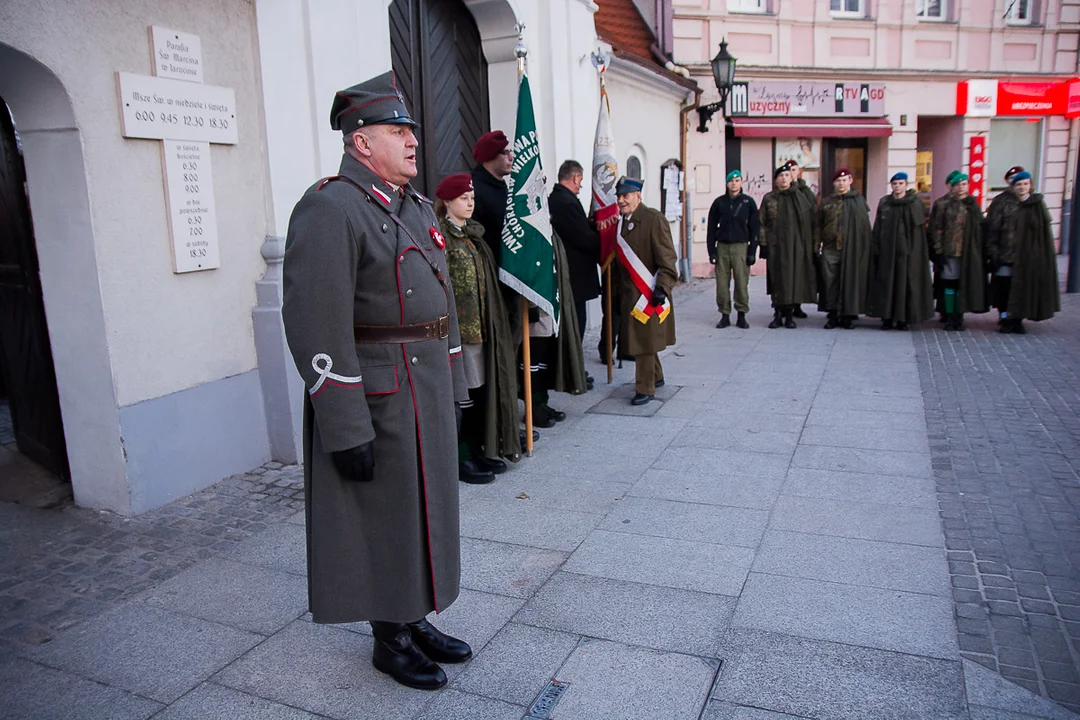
[811,392,925,414]
[769,495,945,547]
[541,429,679,457]
[451,622,580,706]
[586,397,666,417]
[687,411,806,434]
[781,467,937,508]
[459,471,630,515]
[459,538,567,599]
[791,444,933,478]
[699,394,816,415]
[515,445,653,484]
[213,620,432,720]
[630,469,786,510]
[963,658,1080,720]
[817,379,922,398]
[551,638,717,720]
[141,558,307,635]
[418,689,525,720]
[154,682,322,719]
[459,499,600,552]
[514,572,732,656]
[569,411,690,437]
[0,653,163,719]
[418,588,525,657]
[225,521,307,577]
[605,381,683,402]
[652,446,792,480]
[732,572,958,659]
[25,602,262,704]
[752,530,950,596]
[654,397,713,419]
[599,496,770,549]
[798,426,929,453]
[563,529,754,596]
[805,406,927,431]
[713,629,966,720]
[669,425,801,455]
[701,701,809,719]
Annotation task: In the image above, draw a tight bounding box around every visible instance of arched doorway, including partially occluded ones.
[0,97,69,481]
[389,0,490,195]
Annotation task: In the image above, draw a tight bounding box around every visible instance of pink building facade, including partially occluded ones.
[676,0,1080,278]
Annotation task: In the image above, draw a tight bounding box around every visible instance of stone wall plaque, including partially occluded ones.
[150,26,203,83]
[161,140,220,273]
[117,72,238,144]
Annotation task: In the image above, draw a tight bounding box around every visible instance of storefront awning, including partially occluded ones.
[730,117,893,138]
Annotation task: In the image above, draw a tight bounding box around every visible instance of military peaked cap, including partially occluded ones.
[330,71,418,134]
[616,176,644,195]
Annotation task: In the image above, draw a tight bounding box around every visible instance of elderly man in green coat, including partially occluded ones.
[928,171,987,331]
[988,170,1060,333]
[614,176,677,406]
[867,172,934,330]
[282,72,472,692]
[815,168,871,329]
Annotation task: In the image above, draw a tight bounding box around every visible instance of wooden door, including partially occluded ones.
[0,99,70,480]
[822,138,868,198]
[390,0,490,196]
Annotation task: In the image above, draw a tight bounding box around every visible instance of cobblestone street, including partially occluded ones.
[0,276,1078,719]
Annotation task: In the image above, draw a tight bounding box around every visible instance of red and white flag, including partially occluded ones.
[591,85,619,267]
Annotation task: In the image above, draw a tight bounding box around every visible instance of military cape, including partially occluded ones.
[867,190,934,324]
[760,186,816,306]
[929,194,988,314]
[1000,194,1060,322]
[815,190,872,315]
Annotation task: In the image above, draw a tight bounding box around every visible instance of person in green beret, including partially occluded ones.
[928,170,959,322]
[867,172,934,329]
[927,171,988,330]
[987,171,1060,333]
[706,169,759,329]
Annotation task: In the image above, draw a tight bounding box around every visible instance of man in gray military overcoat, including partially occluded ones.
[282,72,472,691]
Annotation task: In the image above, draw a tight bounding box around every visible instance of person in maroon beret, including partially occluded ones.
[814,168,871,329]
[435,173,520,481]
[470,131,514,259]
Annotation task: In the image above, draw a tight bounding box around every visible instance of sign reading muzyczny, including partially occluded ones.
[730,81,886,117]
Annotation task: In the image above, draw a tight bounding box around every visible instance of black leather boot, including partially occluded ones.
[477,457,507,474]
[768,309,782,329]
[840,315,855,330]
[824,312,839,330]
[792,305,808,319]
[370,621,447,690]
[881,319,894,330]
[459,459,495,484]
[408,619,473,663]
[736,311,749,329]
[716,313,731,329]
[784,309,797,329]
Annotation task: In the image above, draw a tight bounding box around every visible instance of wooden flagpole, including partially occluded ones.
[515,26,534,457]
[605,264,613,383]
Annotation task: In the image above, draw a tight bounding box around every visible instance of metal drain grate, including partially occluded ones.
[525,679,569,719]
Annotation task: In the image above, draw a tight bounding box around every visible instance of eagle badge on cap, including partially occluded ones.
[430,227,446,249]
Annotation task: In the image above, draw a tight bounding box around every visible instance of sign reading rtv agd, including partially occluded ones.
[161,141,220,272]
[728,81,886,117]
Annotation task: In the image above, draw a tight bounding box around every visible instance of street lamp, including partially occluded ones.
[696,39,737,133]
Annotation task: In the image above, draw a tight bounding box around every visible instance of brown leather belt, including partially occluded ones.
[353,315,450,344]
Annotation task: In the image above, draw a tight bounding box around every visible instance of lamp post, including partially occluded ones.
[696,39,737,133]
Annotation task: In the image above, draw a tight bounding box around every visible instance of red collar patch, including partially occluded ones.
[430,227,446,249]
[370,185,392,205]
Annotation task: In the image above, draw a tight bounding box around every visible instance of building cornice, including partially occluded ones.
[607,53,698,101]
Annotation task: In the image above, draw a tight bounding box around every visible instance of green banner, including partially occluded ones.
[499,72,558,325]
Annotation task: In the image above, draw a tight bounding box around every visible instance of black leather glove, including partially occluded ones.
[651,287,666,306]
[758,246,770,261]
[708,256,716,265]
[332,442,375,483]
[746,248,757,267]
[527,306,540,324]
[454,403,463,434]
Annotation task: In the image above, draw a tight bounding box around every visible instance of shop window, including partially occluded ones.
[729,0,768,13]
[916,0,947,21]
[830,0,865,18]
[988,118,1040,190]
[626,155,642,180]
[1005,0,1035,24]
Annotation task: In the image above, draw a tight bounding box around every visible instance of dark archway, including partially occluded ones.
[390,0,490,195]
[0,97,69,480]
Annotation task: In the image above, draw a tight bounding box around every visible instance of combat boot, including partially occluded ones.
[784,309,797,329]
[371,622,447,690]
[716,313,731,329]
[736,311,749,329]
[768,309,782,329]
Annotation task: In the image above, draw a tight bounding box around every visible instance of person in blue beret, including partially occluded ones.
[987,171,1060,333]
[867,172,934,330]
[927,170,988,330]
[706,169,759,329]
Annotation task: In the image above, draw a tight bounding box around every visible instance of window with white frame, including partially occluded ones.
[1005,0,1034,24]
[830,0,865,17]
[729,0,767,12]
[916,0,946,20]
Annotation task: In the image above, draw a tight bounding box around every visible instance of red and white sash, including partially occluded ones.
[616,222,672,325]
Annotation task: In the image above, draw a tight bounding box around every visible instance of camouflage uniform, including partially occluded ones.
[443,219,487,345]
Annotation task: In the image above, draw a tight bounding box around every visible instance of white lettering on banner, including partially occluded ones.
[161,140,221,273]
[117,72,238,144]
[743,82,885,116]
[151,26,203,83]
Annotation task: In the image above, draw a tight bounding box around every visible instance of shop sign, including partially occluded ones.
[969,136,987,209]
[733,81,885,117]
[956,79,997,117]
[1068,80,1080,119]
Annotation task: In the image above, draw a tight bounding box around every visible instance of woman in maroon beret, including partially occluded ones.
[435,174,520,483]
